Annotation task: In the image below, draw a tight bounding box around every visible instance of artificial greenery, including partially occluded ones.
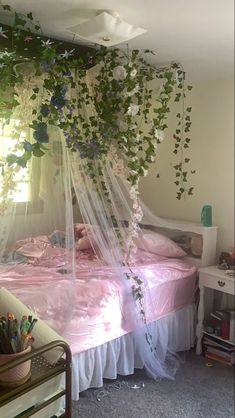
[0,3,194,202]
[0,3,194,353]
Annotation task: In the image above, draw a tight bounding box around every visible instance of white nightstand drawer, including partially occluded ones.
[200,273,234,295]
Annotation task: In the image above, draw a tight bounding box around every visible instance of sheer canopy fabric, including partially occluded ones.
[0,65,184,380]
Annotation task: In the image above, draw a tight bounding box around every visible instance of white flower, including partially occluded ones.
[136,134,141,143]
[130,170,138,176]
[130,185,139,198]
[142,168,148,176]
[113,65,127,80]
[41,39,54,48]
[174,71,180,86]
[127,104,139,116]
[0,27,8,39]
[24,36,33,42]
[133,203,139,210]
[154,129,164,143]
[150,155,155,162]
[119,120,128,131]
[126,85,140,97]
[130,68,137,78]
[160,93,169,100]
[60,49,75,59]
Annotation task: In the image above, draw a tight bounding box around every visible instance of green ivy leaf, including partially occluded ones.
[14,12,26,27]
[3,5,11,11]
[6,154,18,166]
[16,157,27,168]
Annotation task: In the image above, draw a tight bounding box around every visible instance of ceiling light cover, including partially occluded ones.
[67,11,147,46]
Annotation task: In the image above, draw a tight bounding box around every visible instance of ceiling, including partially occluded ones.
[1,0,234,81]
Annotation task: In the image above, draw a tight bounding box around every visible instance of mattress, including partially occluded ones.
[0,247,196,356]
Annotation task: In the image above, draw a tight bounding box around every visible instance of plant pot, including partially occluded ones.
[0,346,31,388]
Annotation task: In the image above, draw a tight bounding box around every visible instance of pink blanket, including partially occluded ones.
[0,246,196,355]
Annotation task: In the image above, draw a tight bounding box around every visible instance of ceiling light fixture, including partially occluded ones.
[67,10,147,47]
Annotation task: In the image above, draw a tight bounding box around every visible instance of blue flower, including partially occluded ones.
[23,141,33,152]
[61,85,68,96]
[40,104,50,117]
[79,150,86,159]
[50,95,65,110]
[33,122,49,143]
[62,70,71,78]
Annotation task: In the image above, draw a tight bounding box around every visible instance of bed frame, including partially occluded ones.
[140,219,218,268]
[70,220,218,399]
[0,219,218,416]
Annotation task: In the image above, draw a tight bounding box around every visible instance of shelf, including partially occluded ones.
[0,354,65,405]
[0,340,72,418]
[203,331,235,347]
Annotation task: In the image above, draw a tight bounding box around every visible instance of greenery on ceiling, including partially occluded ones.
[0,3,194,200]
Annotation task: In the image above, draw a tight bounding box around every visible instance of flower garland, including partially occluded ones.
[0,4,194,201]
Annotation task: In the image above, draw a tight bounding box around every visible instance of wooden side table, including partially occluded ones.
[196,266,235,355]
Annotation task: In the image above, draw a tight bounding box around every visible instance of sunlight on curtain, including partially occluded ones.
[0,120,29,203]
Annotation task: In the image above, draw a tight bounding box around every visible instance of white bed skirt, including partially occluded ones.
[72,304,195,400]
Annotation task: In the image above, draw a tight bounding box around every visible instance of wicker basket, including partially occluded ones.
[0,346,31,388]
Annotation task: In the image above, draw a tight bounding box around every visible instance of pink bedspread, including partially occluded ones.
[0,249,196,355]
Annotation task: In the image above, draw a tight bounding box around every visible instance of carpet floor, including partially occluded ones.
[72,351,234,418]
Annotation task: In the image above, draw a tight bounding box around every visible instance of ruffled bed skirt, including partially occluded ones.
[71,304,195,400]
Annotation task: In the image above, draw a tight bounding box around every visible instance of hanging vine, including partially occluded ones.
[0,3,196,355]
[0,3,194,207]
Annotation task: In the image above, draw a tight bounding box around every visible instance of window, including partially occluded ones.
[0,120,30,203]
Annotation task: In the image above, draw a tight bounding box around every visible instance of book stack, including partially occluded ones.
[202,309,235,366]
[203,333,234,365]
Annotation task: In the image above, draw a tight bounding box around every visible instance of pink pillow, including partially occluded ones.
[136,232,186,258]
[74,223,87,239]
[76,236,92,251]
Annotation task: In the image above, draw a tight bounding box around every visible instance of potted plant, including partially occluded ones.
[0,313,37,387]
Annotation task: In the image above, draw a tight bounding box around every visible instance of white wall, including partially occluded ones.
[140,77,234,256]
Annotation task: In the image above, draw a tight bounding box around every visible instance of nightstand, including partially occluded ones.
[196,265,235,355]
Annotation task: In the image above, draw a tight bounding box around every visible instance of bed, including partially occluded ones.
[0,220,217,405]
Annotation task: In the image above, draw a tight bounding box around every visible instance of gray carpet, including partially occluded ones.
[72,351,234,418]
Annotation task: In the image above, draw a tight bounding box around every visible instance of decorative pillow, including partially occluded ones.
[74,223,87,239]
[76,236,92,251]
[136,232,186,258]
[190,236,203,256]
[81,228,88,237]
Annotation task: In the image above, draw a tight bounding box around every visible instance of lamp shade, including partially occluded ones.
[67,11,147,46]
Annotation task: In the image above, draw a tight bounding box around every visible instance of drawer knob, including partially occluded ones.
[218,280,225,287]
